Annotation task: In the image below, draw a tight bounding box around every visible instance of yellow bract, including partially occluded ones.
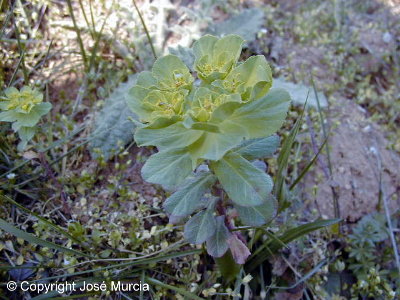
[191,90,234,122]
[1,87,43,113]
[143,90,185,120]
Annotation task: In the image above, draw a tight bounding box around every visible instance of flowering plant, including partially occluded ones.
[0,86,52,150]
[126,34,290,264]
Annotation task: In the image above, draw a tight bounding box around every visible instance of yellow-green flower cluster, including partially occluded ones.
[127,34,289,166]
[127,35,273,126]
[0,86,52,150]
[0,86,43,113]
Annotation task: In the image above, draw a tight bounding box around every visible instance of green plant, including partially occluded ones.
[347,214,389,277]
[345,213,398,299]
[0,86,51,151]
[89,74,138,159]
[126,34,290,265]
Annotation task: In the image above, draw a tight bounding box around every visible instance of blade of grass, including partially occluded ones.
[267,259,328,290]
[27,249,202,283]
[311,78,340,232]
[145,277,204,300]
[375,144,400,277]
[246,219,340,272]
[0,194,81,244]
[0,0,16,39]
[12,15,29,84]
[31,39,53,74]
[274,100,307,211]
[30,277,100,300]
[289,136,329,190]
[66,0,88,70]
[16,0,33,38]
[132,0,157,60]
[7,51,25,87]
[87,6,110,73]
[78,0,94,38]
[0,217,92,258]
[0,125,85,179]
[89,0,96,33]
[140,270,145,300]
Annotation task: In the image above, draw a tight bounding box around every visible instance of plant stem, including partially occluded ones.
[132,0,157,60]
[67,0,88,71]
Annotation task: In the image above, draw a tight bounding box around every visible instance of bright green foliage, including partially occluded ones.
[126,34,291,264]
[345,214,396,299]
[193,35,243,83]
[0,86,52,150]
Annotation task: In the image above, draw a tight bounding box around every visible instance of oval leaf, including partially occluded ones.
[226,234,251,265]
[218,88,291,139]
[163,172,217,222]
[234,135,280,160]
[141,148,193,188]
[235,194,277,226]
[211,152,273,207]
[135,122,203,151]
[184,210,217,244]
[206,216,230,258]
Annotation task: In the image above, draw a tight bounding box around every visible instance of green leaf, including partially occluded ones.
[187,129,245,165]
[211,152,273,207]
[90,75,138,160]
[193,34,244,82]
[163,172,216,223]
[216,88,291,139]
[234,135,280,160]
[141,148,193,188]
[234,194,277,226]
[168,45,195,72]
[18,126,36,142]
[126,85,153,122]
[0,218,91,258]
[135,122,203,151]
[206,216,230,258]
[193,35,218,64]
[247,219,341,272]
[208,8,264,42]
[216,251,241,282]
[189,122,220,133]
[136,70,158,88]
[17,126,36,151]
[0,110,18,122]
[184,210,217,244]
[151,55,193,91]
[274,103,305,210]
[2,102,52,130]
[214,55,272,101]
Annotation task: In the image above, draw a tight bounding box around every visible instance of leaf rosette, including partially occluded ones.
[127,35,290,169]
[0,86,51,150]
[126,34,292,264]
[127,55,193,124]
